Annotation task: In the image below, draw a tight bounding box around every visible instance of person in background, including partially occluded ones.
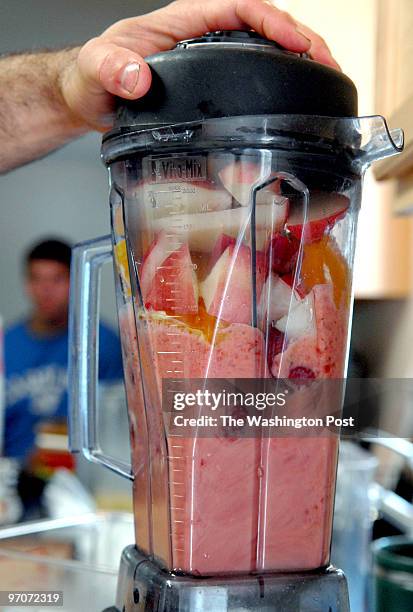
[4,238,123,462]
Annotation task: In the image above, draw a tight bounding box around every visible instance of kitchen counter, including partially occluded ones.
[0,512,133,612]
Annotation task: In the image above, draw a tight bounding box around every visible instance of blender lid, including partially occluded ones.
[109,30,358,133]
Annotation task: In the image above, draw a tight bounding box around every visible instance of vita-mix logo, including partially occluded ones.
[150,156,206,182]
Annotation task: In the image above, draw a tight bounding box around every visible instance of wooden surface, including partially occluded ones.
[374,0,413,184]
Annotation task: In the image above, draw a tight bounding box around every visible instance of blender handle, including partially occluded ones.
[68,235,133,481]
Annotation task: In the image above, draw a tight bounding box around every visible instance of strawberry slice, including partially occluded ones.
[288,366,316,380]
[287,193,349,243]
[268,232,300,275]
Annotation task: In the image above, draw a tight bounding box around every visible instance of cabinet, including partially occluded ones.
[282,0,412,297]
[375,0,413,195]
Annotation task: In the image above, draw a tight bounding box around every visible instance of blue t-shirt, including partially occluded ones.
[4,320,124,460]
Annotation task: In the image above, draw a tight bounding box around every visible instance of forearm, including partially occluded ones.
[0,48,89,174]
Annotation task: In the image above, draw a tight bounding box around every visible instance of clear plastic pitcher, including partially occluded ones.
[68,32,403,578]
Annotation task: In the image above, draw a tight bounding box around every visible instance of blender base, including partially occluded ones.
[104,545,350,612]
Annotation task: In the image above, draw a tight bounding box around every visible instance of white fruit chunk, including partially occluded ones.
[152,200,288,253]
[200,243,267,324]
[275,292,316,340]
[200,249,231,312]
[260,274,301,324]
[218,160,282,207]
[140,230,171,297]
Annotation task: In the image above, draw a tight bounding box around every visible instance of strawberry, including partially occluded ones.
[268,232,300,275]
[287,193,349,244]
[288,366,316,380]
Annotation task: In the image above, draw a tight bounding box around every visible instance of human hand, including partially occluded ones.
[61,0,340,130]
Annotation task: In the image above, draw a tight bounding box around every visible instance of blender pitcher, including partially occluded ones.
[69,31,403,583]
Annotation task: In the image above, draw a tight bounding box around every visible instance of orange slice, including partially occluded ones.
[114,239,131,296]
[300,236,350,308]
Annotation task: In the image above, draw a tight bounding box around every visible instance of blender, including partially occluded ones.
[68,31,403,611]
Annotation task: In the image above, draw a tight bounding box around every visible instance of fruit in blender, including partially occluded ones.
[300,235,350,308]
[271,283,347,379]
[286,192,349,243]
[268,231,300,274]
[200,242,267,324]
[152,201,288,253]
[139,179,233,216]
[218,159,281,207]
[120,169,351,575]
[140,231,199,314]
[275,291,316,341]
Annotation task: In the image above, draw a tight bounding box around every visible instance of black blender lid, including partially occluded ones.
[109,30,357,134]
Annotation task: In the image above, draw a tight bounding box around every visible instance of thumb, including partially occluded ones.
[61,38,153,130]
[77,37,152,99]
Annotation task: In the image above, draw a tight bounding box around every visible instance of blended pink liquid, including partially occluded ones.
[142,318,266,574]
[120,282,346,575]
[258,436,338,571]
[260,283,346,571]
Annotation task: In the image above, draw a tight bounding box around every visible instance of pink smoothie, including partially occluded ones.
[258,282,346,571]
[258,436,338,571]
[119,280,347,575]
[140,315,266,574]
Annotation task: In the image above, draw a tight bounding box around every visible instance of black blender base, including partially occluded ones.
[104,545,350,612]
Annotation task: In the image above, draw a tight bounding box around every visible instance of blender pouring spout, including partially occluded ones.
[354,115,404,171]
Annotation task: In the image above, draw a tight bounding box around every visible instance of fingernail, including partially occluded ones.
[121,62,140,94]
[295,27,312,46]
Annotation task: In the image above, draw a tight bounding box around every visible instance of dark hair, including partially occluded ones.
[25,238,72,270]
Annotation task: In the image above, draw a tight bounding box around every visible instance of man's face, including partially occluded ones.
[25,259,70,323]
